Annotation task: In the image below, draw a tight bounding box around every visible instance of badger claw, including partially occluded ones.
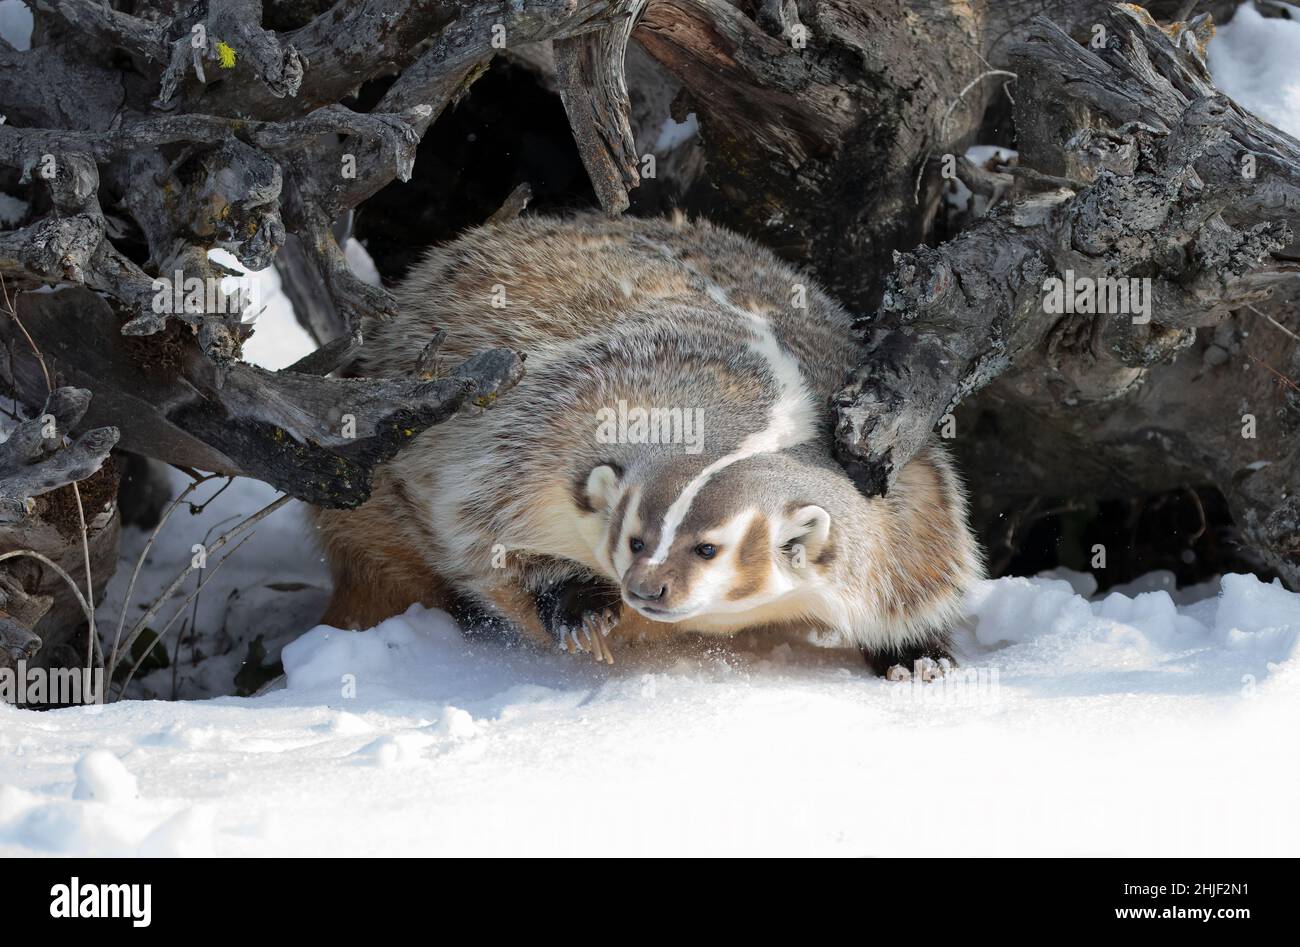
[538,575,622,665]
[559,610,618,664]
[885,655,955,683]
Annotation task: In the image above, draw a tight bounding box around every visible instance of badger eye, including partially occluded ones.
[629,537,644,554]
[694,543,717,560]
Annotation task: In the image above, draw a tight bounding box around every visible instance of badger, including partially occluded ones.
[311,212,984,674]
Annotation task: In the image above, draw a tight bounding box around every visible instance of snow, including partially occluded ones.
[4,572,1300,856]
[0,0,32,52]
[207,240,381,368]
[72,751,138,803]
[96,470,330,701]
[1208,3,1300,139]
[4,3,1300,858]
[652,113,699,152]
[206,249,316,371]
[0,193,27,226]
[344,237,383,288]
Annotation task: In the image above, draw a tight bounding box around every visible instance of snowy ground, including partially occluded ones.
[3,3,1300,857]
[97,471,331,702]
[3,571,1299,856]
[1207,2,1300,139]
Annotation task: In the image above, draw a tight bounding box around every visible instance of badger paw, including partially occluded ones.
[559,608,620,664]
[537,575,622,665]
[884,655,955,683]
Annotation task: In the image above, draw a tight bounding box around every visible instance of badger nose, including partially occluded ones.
[628,579,668,602]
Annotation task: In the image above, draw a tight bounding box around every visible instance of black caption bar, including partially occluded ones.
[0,857,1287,935]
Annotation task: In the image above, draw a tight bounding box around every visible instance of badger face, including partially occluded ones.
[584,461,832,625]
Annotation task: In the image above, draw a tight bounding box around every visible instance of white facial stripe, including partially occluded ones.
[612,487,643,579]
[646,271,816,565]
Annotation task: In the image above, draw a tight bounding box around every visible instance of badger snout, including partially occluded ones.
[627,577,668,602]
[622,565,689,619]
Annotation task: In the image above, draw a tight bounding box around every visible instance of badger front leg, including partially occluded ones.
[456,574,621,664]
[535,575,622,664]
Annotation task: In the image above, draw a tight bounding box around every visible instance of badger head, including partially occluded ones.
[582,454,835,627]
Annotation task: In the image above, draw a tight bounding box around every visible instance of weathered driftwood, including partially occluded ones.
[2,1,639,507]
[0,448,120,678]
[2,288,522,507]
[0,613,42,663]
[0,381,120,671]
[0,387,118,522]
[554,0,650,214]
[826,7,1300,585]
[0,490,119,677]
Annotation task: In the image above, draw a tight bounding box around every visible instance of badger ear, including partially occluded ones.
[777,505,831,565]
[585,464,623,513]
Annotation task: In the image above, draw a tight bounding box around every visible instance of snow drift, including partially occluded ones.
[3,571,1298,856]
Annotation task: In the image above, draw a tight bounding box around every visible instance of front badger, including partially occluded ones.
[312,211,985,673]
[566,443,982,669]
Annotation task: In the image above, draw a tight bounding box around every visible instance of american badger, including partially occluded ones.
[312,213,983,672]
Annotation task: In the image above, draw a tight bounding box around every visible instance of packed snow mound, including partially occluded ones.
[964,571,1299,689]
[1208,4,1300,139]
[72,751,139,803]
[4,572,1300,856]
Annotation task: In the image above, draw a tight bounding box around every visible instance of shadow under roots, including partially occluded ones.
[352,59,600,284]
[984,485,1275,592]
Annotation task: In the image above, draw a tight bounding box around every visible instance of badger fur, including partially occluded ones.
[311,212,984,669]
